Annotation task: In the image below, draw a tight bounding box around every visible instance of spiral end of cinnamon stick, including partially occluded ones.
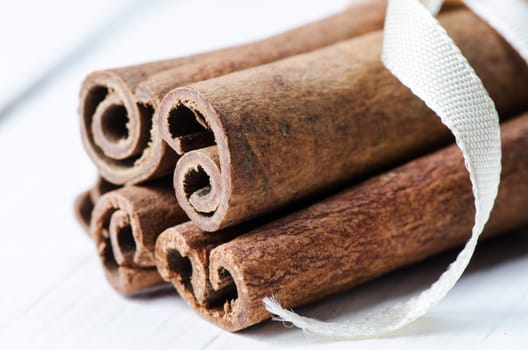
[92,192,151,267]
[94,224,164,295]
[90,184,187,294]
[158,88,233,232]
[155,222,235,305]
[100,242,164,295]
[206,250,262,331]
[154,223,254,331]
[80,71,171,185]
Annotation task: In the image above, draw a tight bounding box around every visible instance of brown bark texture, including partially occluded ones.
[79,0,388,185]
[159,9,528,232]
[90,180,188,294]
[155,113,528,331]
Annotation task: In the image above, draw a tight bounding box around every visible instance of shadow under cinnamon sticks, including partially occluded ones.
[89,179,188,295]
[155,112,528,331]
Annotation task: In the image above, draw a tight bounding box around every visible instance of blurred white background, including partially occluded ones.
[0,1,527,349]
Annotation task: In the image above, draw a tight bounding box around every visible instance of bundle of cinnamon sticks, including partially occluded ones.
[75,0,528,332]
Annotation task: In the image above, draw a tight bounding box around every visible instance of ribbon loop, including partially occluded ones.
[264,0,527,338]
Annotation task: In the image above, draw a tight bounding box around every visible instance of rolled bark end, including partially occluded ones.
[154,222,256,331]
[97,229,164,295]
[96,103,129,146]
[108,210,136,266]
[80,72,170,185]
[159,88,232,232]
[175,146,222,217]
[86,182,187,295]
[154,227,194,292]
[91,191,156,269]
[207,253,259,332]
[91,180,188,269]
[155,223,236,306]
[90,94,153,161]
[155,231,201,301]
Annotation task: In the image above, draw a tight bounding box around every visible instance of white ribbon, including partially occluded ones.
[264,0,528,338]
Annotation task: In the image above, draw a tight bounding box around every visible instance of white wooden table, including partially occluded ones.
[1,1,527,349]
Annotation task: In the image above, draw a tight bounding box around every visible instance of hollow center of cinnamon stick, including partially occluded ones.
[117,225,136,257]
[166,249,193,288]
[184,165,212,201]
[207,268,239,313]
[168,104,215,153]
[101,104,129,143]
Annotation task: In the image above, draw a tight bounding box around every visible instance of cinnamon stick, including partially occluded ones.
[79,0,389,185]
[155,112,528,331]
[159,8,528,232]
[90,180,187,294]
